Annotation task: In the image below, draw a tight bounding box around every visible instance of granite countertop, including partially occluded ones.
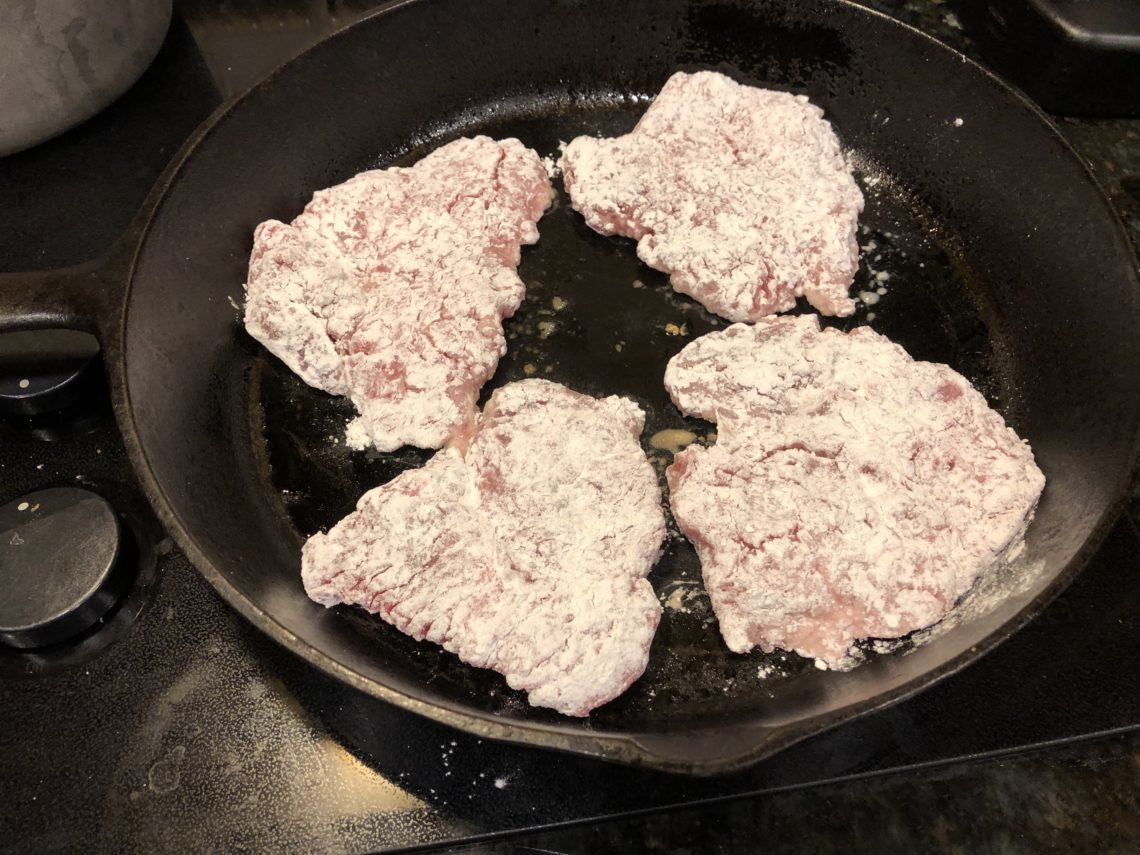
[456,730,1140,852]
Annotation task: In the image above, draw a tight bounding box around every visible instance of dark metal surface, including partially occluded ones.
[952,0,1140,117]
[0,330,101,416]
[0,487,125,648]
[1,0,1139,773]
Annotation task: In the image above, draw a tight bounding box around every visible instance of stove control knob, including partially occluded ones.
[0,329,101,417]
[0,487,127,649]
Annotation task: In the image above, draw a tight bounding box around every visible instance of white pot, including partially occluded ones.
[0,0,173,156]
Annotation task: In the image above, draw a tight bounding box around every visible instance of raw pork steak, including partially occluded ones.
[244,136,553,451]
[302,379,666,716]
[665,317,1045,667]
[560,71,864,322]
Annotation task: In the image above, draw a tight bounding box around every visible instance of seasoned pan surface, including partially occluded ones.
[77,0,1140,771]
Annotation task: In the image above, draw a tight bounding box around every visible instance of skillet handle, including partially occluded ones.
[0,233,135,343]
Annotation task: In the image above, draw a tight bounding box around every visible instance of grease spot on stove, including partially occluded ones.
[148,745,186,795]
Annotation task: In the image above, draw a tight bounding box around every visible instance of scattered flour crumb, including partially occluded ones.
[551,296,568,311]
[953,117,964,127]
[663,586,689,611]
[542,155,560,178]
[522,363,538,375]
[858,291,881,306]
[345,417,370,450]
[494,777,509,790]
[537,320,557,339]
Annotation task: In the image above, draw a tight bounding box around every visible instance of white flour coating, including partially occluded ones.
[665,317,1045,667]
[559,71,864,322]
[244,136,553,451]
[302,379,666,716]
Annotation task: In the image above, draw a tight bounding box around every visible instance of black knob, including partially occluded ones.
[0,487,127,649]
[0,329,101,417]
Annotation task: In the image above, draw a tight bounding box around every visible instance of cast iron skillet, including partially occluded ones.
[2,0,1138,775]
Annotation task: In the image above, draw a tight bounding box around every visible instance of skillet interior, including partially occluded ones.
[120,0,1140,771]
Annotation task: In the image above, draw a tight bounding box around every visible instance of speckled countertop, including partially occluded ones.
[457,731,1140,853]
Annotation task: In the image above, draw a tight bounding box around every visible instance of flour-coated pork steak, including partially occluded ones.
[560,71,864,322]
[665,317,1045,668]
[244,136,553,451]
[302,380,666,716]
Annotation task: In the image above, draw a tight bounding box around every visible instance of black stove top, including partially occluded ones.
[2,2,1139,851]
